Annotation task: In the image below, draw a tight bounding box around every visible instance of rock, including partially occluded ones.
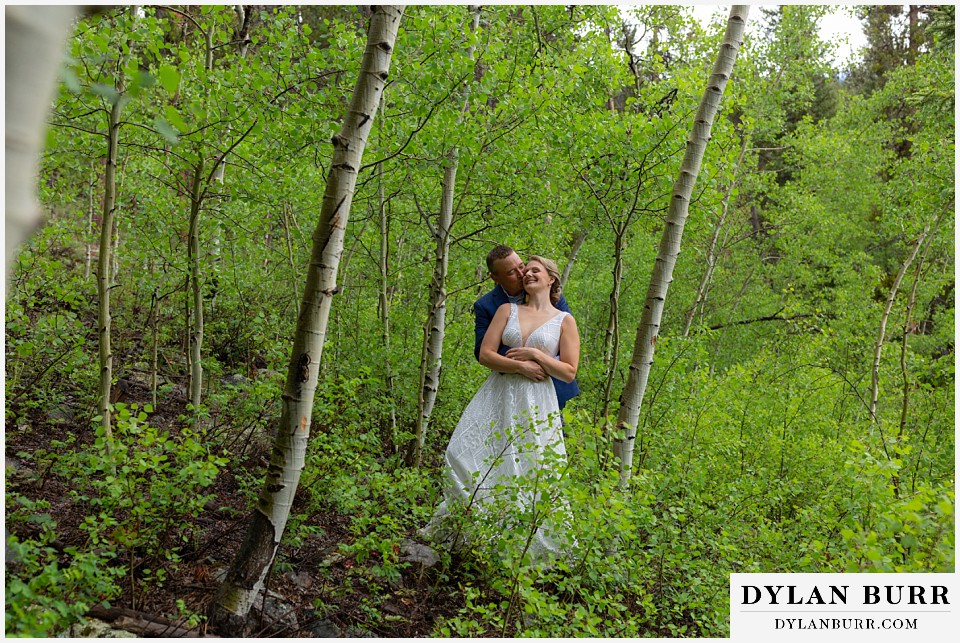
[67,618,137,638]
[124,370,152,389]
[205,571,298,633]
[321,551,349,566]
[285,570,313,590]
[345,627,378,638]
[254,591,299,632]
[220,373,247,387]
[46,406,74,424]
[309,618,342,638]
[400,540,440,567]
[381,600,402,615]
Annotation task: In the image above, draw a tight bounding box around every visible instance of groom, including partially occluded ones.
[473,244,580,411]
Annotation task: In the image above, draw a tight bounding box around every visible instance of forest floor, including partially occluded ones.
[5,378,464,638]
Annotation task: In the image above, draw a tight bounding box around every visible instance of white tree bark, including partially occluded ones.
[411,156,457,465]
[97,92,123,444]
[601,229,625,419]
[868,216,939,425]
[614,6,749,488]
[560,229,588,288]
[86,170,97,280]
[207,6,404,634]
[681,132,750,336]
[378,171,398,446]
[410,5,481,467]
[97,7,138,443]
[187,162,205,409]
[5,6,79,277]
[892,216,941,498]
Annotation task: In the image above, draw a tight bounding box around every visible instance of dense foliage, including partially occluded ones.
[5,4,954,638]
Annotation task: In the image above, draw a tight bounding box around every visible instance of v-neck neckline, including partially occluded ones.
[514,304,563,346]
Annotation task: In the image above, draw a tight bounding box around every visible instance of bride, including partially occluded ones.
[425,255,580,560]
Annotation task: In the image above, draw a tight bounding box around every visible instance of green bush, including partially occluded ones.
[13,404,228,617]
[4,497,123,637]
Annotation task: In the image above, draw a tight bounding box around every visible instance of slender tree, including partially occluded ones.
[868,214,941,426]
[97,7,139,444]
[85,165,98,279]
[408,5,481,467]
[893,211,944,498]
[180,8,217,410]
[208,6,404,633]
[560,229,588,289]
[614,5,749,487]
[681,133,749,336]
[378,177,399,447]
[96,74,123,444]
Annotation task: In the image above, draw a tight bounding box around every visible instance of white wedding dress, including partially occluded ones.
[425,304,571,560]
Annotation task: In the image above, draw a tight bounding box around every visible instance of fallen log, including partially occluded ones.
[87,606,217,638]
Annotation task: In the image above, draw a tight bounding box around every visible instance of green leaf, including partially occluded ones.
[90,83,120,104]
[164,105,188,132]
[157,64,180,95]
[60,65,82,94]
[131,70,156,92]
[154,118,179,144]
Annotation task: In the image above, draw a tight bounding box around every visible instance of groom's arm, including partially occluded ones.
[474,296,514,360]
[473,298,492,361]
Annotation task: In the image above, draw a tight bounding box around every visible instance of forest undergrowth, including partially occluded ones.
[5,219,954,637]
[4,3,956,638]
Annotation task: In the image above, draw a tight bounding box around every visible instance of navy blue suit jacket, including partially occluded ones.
[473,285,580,410]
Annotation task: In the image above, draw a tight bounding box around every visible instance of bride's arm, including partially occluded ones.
[479,304,548,381]
[505,315,580,383]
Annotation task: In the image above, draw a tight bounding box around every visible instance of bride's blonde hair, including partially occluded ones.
[526,255,562,305]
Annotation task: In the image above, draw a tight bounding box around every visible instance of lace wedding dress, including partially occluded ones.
[425,304,571,560]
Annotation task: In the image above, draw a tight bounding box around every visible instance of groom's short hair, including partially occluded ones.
[486,244,516,273]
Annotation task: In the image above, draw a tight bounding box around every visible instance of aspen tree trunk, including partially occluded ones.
[281,202,300,308]
[868,212,941,425]
[408,5,481,467]
[614,6,748,487]
[184,17,218,411]
[601,229,625,418]
[150,288,160,408]
[97,9,137,442]
[378,174,398,447]
[187,162,205,409]
[475,264,486,295]
[681,133,750,336]
[111,208,122,284]
[560,229,588,289]
[4,6,79,278]
[97,93,123,443]
[208,7,404,633]
[410,159,457,466]
[892,224,938,498]
[86,171,97,280]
